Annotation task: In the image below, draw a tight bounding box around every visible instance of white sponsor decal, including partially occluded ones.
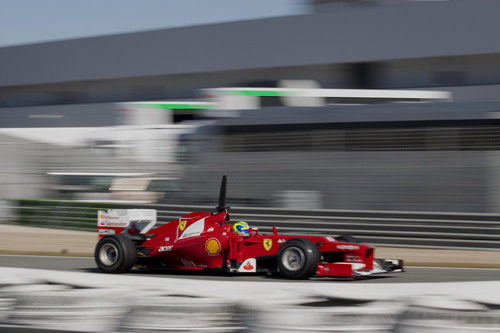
[385,259,400,265]
[101,215,119,220]
[371,260,386,273]
[207,227,214,232]
[98,229,116,235]
[326,236,336,242]
[164,237,170,242]
[352,263,366,271]
[277,239,286,244]
[237,258,256,273]
[345,255,363,263]
[158,246,173,252]
[336,244,360,250]
[180,258,196,267]
[178,218,206,240]
[97,209,157,232]
[98,221,129,228]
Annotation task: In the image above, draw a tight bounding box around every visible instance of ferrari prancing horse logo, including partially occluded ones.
[263,239,272,251]
[179,219,187,231]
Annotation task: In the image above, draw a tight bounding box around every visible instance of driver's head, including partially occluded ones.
[233,221,250,236]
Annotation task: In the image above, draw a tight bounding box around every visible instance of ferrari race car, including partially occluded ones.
[95,176,403,279]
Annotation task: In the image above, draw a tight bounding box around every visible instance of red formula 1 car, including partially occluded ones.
[95,176,403,279]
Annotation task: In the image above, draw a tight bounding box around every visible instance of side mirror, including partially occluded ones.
[249,227,259,236]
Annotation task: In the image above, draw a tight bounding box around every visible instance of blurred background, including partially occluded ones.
[2,1,500,332]
[2,0,500,217]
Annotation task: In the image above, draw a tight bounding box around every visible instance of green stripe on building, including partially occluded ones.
[222,90,294,97]
[140,103,213,110]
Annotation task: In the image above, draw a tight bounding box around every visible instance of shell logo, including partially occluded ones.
[205,238,221,256]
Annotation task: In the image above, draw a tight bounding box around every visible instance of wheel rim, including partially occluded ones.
[281,247,305,271]
[99,243,119,266]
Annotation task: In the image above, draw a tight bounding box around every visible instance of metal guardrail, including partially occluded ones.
[11,199,500,250]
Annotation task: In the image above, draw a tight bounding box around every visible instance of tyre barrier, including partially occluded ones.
[245,299,401,332]
[116,297,245,332]
[394,295,500,332]
[0,284,126,332]
[2,281,500,332]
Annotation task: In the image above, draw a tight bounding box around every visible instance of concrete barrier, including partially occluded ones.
[1,267,500,332]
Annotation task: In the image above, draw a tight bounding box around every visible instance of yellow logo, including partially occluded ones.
[179,219,187,231]
[205,238,221,256]
[263,239,273,251]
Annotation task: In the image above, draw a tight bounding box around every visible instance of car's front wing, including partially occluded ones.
[316,259,404,277]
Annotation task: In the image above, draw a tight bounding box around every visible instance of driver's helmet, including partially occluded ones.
[233,221,250,236]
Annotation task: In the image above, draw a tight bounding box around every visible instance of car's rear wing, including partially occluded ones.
[97,209,157,239]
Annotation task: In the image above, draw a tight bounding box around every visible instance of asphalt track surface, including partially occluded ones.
[1,255,499,283]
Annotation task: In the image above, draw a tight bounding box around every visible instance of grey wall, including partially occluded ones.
[1,0,499,87]
[0,63,351,108]
[0,134,48,200]
[179,102,500,213]
[0,103,115,127]
[0,123,495,213]
[379,54,500,88]
[184,151,490,213]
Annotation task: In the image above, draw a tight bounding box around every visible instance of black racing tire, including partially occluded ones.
[95,235,137,273]
[278,238,320,280]
[335,234,361,244]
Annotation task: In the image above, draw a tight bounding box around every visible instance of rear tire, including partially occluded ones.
[95,235,137,273]
[278,238,320,279]
[335,234,361,244]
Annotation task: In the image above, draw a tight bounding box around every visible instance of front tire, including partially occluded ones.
[95,235,137,273]
[278,238,320,279]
